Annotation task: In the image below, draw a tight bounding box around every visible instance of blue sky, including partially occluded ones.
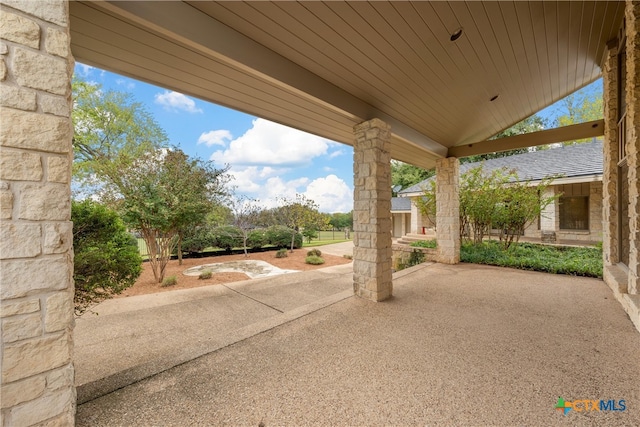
[75,63,601,213]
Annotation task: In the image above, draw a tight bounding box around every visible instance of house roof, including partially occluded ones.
[391,197,412,212]
[399,141,603,196]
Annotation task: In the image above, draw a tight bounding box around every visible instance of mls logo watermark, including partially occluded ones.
[555,397,626,415]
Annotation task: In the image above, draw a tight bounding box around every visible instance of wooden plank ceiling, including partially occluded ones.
[69,1,624,169]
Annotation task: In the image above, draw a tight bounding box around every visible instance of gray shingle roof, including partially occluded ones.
[391,197,411,212]
[399,141,603,195]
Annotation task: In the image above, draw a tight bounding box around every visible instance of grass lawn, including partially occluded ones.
[460,240,602,278]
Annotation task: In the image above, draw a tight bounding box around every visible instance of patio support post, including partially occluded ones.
[0,0,76,425]
[352,119,393,301]
[603,39,619,267]
[626,0,640,295]
[436,157,460,264]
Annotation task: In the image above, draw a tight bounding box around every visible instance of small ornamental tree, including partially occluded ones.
[72,200,142,314]
[229,195,261,257]
[276,194,328,252]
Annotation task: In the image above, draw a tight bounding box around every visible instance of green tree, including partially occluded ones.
[71,77,168,194]
[120,149,228,282]
[72,200,142,314]
[328,211,353,231]
[461,114,547,163]
[277,194,328,252]
[391,160,435,192]
[229,195,262,257]
[554,85,603,144]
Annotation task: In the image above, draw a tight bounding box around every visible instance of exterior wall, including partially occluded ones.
[435,158,460,264]
[603,40,620,265]
[352,119,393,301]
[626,0,640,295]
[602,0,640,333]
[0,1,76,425]
[539,187,557,232]
[410,200,423,234]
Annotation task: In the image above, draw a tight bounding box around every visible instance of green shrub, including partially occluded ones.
[307,248,322,257]
[305,255,325,265]
[211,225,243,251]
[198,269,212,280]
[161,275,177,287]
[266,225,302,249]
[410,239,437,249]
[275,248,288,258]
[460,241,602,278]
[247,228,267,249]
[181,225,215,254]
[407,249,425,267]
[343,254,353,260]
[72,200,142,315]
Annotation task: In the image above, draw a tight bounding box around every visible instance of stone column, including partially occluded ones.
[0,1,76,426]
[353,119,392,301]
[602,39,619,265]
[625,0,640,294]
[436,157,460,264]
[410,199,423,234]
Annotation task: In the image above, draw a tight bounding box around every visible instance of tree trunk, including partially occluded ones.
[178,232,183,265]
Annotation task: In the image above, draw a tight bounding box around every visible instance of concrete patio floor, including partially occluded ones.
[76,262,640,426]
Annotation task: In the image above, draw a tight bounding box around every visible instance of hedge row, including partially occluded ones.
[181,225,303,254]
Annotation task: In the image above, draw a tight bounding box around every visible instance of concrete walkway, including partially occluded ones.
[76,255,640,426]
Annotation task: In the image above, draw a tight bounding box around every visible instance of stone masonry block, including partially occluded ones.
[0,298,40,317]
[0,85,37,111]
[42,221,72,254]
[2,331,71,383]
[40,94,69,117]
[44,290,73,333]
[0,374,46,409]
[13,48,69,95]
[18,183,70,221]
[0,11,40,48]
[7,387,75,427]
[0,57,6,81]
[0,42,8,54]
[0,255,70,299]
[0,107,71,153]
[2,312,42,343]
[45,27,68,57]
[0,187,13,219]
[46,155,69,183]
[46,364,74,392]
[0,149,43,181]
[0,222,41,258]
[2,0,69,26]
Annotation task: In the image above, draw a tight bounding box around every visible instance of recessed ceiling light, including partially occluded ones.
[450,28,463,42]
[490,94,499,102]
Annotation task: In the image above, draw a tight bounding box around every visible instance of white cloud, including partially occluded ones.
[328,149,346,159]
[210,118,333,167]
[115,78,135,90]
[76,64,95,77]
[304,175,353,213]
[227,166,283,194]
[154,90,203,113]
[198,130,233,147]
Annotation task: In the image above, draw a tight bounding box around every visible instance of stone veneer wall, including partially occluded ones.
[603,40,619,265]
[352,119,393,301]
[626,0,640,295]
[435,157,460,264]
[0,0,76,425]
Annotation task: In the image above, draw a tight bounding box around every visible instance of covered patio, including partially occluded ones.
[75,262,640,425]
[1,1,639,425]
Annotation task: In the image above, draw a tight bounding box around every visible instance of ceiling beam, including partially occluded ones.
[447,120,605,158]
[95,0,448,157]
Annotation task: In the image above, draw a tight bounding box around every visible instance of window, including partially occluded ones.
[558,183,590,230]
[559,197,589,230]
